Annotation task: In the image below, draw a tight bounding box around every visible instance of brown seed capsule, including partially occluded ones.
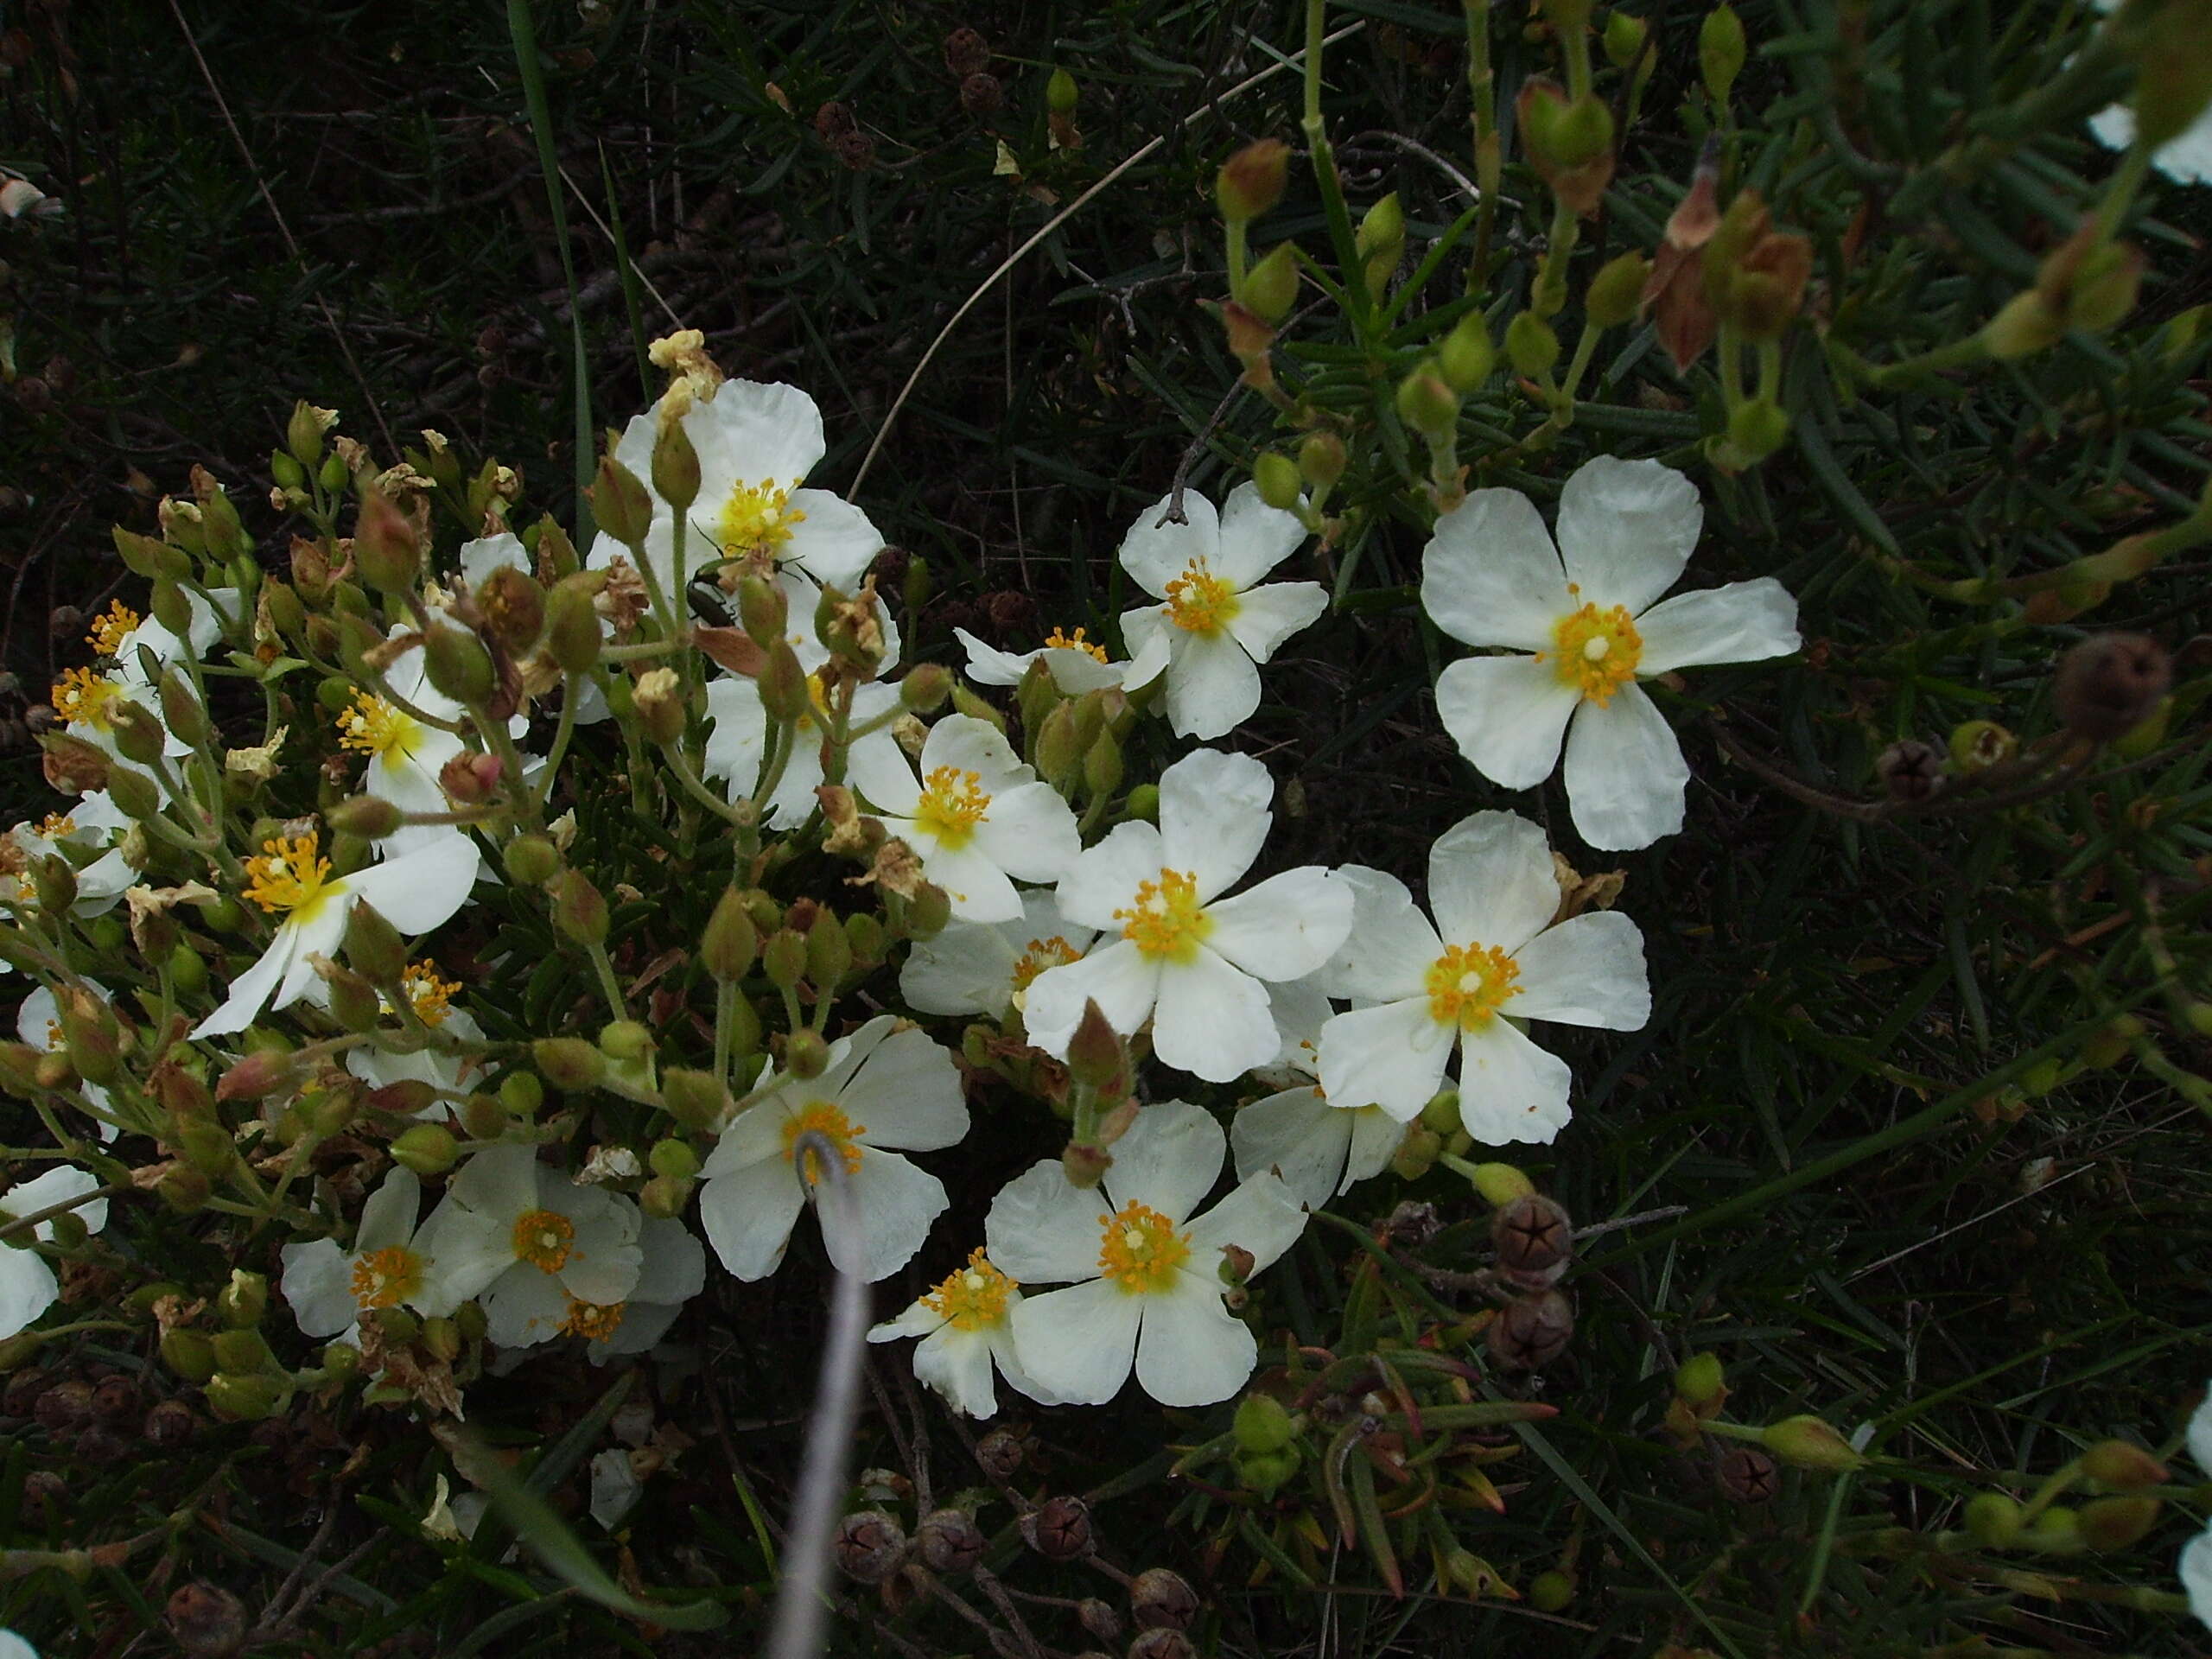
[22,1468,65,1516]
[34,1377,94,1432]
[975,1426,1025,1481]
[915,1507,986,1575]
[1078,1599,1123,1643]
[1023,1494,1093,1560]
[166,1581,248,1658]
[144,1398,200,1447]
[960,72,1003,118]
[3,1364,49,1418]
[1874,740,1945,804]
[1129,1567,1200,1631]
[77,1422,130,1465]
[814,100,855,137]
[1486,1292,1574,1370]
[1491,1194,1573,1289]
[48,604,83,641]
[1716,1445,1779,1503]
[90,1375,140,1423]
[2054,632,2171,742]
[832,129,875,170]
[833,1510,908,1583]
[1127,1630,1198,1659]
[944,26,990,76]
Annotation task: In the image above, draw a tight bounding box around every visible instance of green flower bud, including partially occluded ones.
[1963,1491,2023,1548]
[639,1171,693,1220]
[157,664,208,747]
[353,487,422,593]
[1355,193,1406,295]
[1034,701,1084,790]
[1252,452,1303,512]
[906,881,952,939]
[1121,784,1160,823]
[2132,0,2212,148]
[391,1123,459,1176]
[271,450,306,491]
[1395,361,1460,441]
[461,1094,505,1141]
[949,683,1007,735]
[112,525,192,583]
[326,794,403,842]
[216,1270,269,1330]
[1467,1160,1535,1205]
[106,698,165,767]
[423,623,495,708]
[661,1067,728,1131]
[372,1306,421,1344]
[1065,1000,1127,1091]
[1298,432,1347,499]
[590,453,654,550]
[211,1327,278,1375]
[807,910,853,988]
[1586,250,1651,328]
[317,450,350,492]
[703,887,760,982]
[162,1329,218,1382]
[1724,397,1791,462]
[758,640,810,725]
[321,1338,364,1380]
[1675,1352,1726,1405]
[2078,1440,2169,1493]
[650,1138,701,1180]
[543,574,603,674]
[205,1371,288,1423]
[535,1037,607,1092]
[417,1316,461,1363]
[1980,289,2066,360]
[550,868,610,946]
[1699,3,1746,104]
[1046,65,1078,114]
[1083,727,1124,799]
[1241,243,1300,326]
[2022,1504,2084,1554]
[1216,138,1289,224]
[1438,314,1496,391]
[1234,1446,1300,1497]
[899,663,952,715]
[502,833,561,887]
[1527,1570,1575,1612]
[785,1028,830,1080]
[599,1020,653,1063]
[763,927,809,989]
[168,942,208,996]
[1603,10,1648,67]
[0,1332,43,1372]
[1232,1392,1297,1454]
[632,665,687,746]
[1505,310,1561,377]
[499,1071,545,1119]
[286,401,331,472]
[651,413,702,513]
[2076,1494,2160,1551]
[336,900,404,988]
[1760,1414,1864,1473]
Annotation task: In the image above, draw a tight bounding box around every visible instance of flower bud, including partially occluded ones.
[354,486,422,594]
[1298,431,1347,499]
[1505,309,1561,377]
[323,793,400,842]
[1216,139,1289,224]
[535,1037,607,1092]
[57,986,120,1086]
[1722,397,1790,461]
[600,1020,653,1063]
[156,665,208,749]
[2076,1494,2159,1552]
[176,1119,236,1179]
[1236,1446,1299,1496]
[763,926,810,990]
[1700,4,1746,103]
[758,640,810,725]
[1675,1352,1726,1407]
[421,1315,461,1363]
[1759,1414,1864,1473]
[1517,80,1616,213]
[2022,1505,2084,1554]
[1389,1124,1442,1180]
[477,564,546,653]
[1355,192,1405,295]
[648,1138,700,1181]
[639,1171,692,1219]
[833,1510,908,1583]
[807,909,854,988]
[2053,632,2170,742]
[899,663,951,715]
[286,401,332,472]
[1467,1160,1534,1205]
[113,525,192,583]
[321,960,382,1033]
[550,868,610,946]
[702,888,760,982]
[338,900,406,988]
[1963,1491,2023,1548]
[216,1269,268,1330]
[1241,243,1300,325]
[632,666,686,747]
[916,1507,987,1575]
[2079,1439,2168,1492]
[1034,700,1084,790]
[1586,251,1652,329]
[1603,10,1648,66]
[1022,1494,1093,1560]
[107,697,164,767]
[1487,1291,1574,1370]
[423,622,495,707]
[204,1371,287,1422]
[391,1122,459,1176]
[660,1068,726,1131]
[1233,1391,1297,1454]
[906,880,952,938]
[1046,65,1079,114]
[1084,727,1124,798]
[785,1028,830,1080]
[1065,999,1126,1091]
[1395,360,1459,440]
[2131,0,2212,147]
[543,574,603,674]
[590,454,654,550]
[651,413,702,513]
[1250,452,1304,515]
[1980,289,2066,360]
[1437,313,1495,391]
[162,1329,218,1382]
[502,833,561,887]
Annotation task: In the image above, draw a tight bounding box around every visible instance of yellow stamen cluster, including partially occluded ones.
[1097,1200,1191,1294]
[913,766,990,847]
[560,1295,627,1342]
[1011,935,1084,999]
[715,479,807,557]
[49,667,118,728]
[782,1101,867,1185]
[1043,626,1110,664]
[921,1248,1017,1331]
[511,1208,577,1273]
[34,814,75,842]
[86,601,141,657]
[1163,563,1240,636]
[334,690,417,758]
[1541,588,1642,705]
[42,1019,63,1052]
[244,834,333,915]
[1424,942,1523,1030]
[350,1244,424,1310]
[402,960,461,1027]
[1116,868,1210,962]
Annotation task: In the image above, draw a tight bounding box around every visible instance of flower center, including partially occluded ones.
[560,1295,627,1342]
[714,479,807,559]
[1543,591,1643,706]
[42,1019,63,1052]
[782,1101,867,1185]
[335,690,423,760]
[350,1243,425,1310]
[1424,942,1523,1030]
[402,960,460,1027]
[87,602,141,657]
[1115,868,1211,962]
[921,1248,1017,1332]
[50,668,120,729]
[512,1208,576,1273]
[244,833,334,916]
[1010,935,1084,1001]
[1163,563,1241,636]
[912,766,990,848]
[1097,1200,1191,1294]
[34,814,75,842]
[1043,626,1109,664]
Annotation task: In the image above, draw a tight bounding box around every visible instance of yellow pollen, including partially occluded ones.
[1096,1200,1191,1294]
[715,478,807,558]
[350,1244,424,1310]
[1424,942,1523,1031]
[913,766,990,847]
[86,601,141,657]
[1541,598,1642,706]
[1163,563,1241,636]
[50,668,119,728]
[244,833,334,915]
[559,1295,627,1342]
[335,690,420,759]
[42,1019,63,1052]
[1010,935,1084,999]
[402,960,460,1027]
[34,814,75,842]
[782,1101,867,1185]
[512,1208,577,1273]
[12,876,33,905]
[921,1247,1017,1331]
[1115,868,1210,962]
[1043,626,1110,664]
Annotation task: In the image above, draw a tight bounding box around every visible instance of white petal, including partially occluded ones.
[343,832,480,935]
[481,1265,571,1349]
[1098,1097,1224,1226]
[1562,687,1689,851]
[1150,950,1278,1083]
[1318,998,1455,1119]
[2184,1528,2212,1628]
[840,1027,969,1152]
[831,1151,946,1281]
[630,1216,707,1305]
[411,1202,512,1313]
[845,733,921,817]
[0,1251,57,1339]
[1008,1278,1141,1405]
[1343,1107,1408,1189]
[190,922,300,1039]
[987,1319,1065,1408]
[1634,579,1800,674]
[912,1323,1003,1418]
[589,1447,644,1531]
[1230,1087,1346,1211]
[920,841,1024,924]
[448,1141,537,1223]
[1318,867,1438,1003]
[357,1166,423,1253]
[1420,488,1571,650]
[1158,747,1272,903]
[1205,868,1352,983]
[1455,1019,1573,1146]
[1555,455,1703,614]
[697,1159,808,1281]
[1160,632,1261,742]
[277,1238,355,1339]
[1118,491,1221,599]
[1223,581,1326,666]
[686,379,824,497]
[899,920,1023,1019]
[1053,819,1162,931]
[953,627,1033,687]
[1430,810,1562,954]
[1434,655,1581,791]
[4,1165,105,1239]
[781,491,883,592]
[1133,1274,1255,1407]
[702,678,768,795]
[1022,940,1159,1058]
[971,783,1081,884]
[1211,480,1310,588]
[985,1160,1112,1285]
[2189,1391,2212,1479]
[1511,912,1651,1030]
[1185,1170,1306,1274]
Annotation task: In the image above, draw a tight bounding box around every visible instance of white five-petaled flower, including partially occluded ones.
[191,829,479,1039]
[0,1165,106,1340]
[702,672,905,828]
[988,1099,1306,1408]
[1421,456,1799,850]
[696,1015,968,1283]
[1022,748,1351,1084]
[1117,483,1328,741]
[955,624,1168,697]
[582,1216,708,1363]
[435,1143,646,1351]
[8,799,135,918]
[899,888,1099,1024]
[867,1245,1060,1418]
[848,714,1080,923]
[277,1166,505,1345]
[1229,980,1408,1210]
[1316,810,1649,1145]
[344,960,486,1115]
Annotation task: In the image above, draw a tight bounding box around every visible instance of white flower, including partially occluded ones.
[48,662,190,783]
[955,624,1168,696]
[344,960,486,1113]
[590,1447,645,1530]
[336,639,527,856]
[9,802,135,916]
[846,715,1079,923]
[696,1015,968,1282]
[1316,810,1649,1144]
[109,586,239,690]
[1230,980,1408,1209]
[582,1216,708,1363]
[0,1165,106,1340]
[1117,483,1328,741]
[867,1246,1060,1418]
[988,1100,1305,1407]
[436,1143,645,1350]
[277,1166,505,1344]
[702,672,904,828]
[2185,1388,2212,1629]
[899,889,1098,1022]
[0,1628,35,1659]
[1023,748,1352,1084]
[2087,0,2212,185]
[192,830,480,1039]
[1421,456,1799,850]
[17,981,118,1139]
